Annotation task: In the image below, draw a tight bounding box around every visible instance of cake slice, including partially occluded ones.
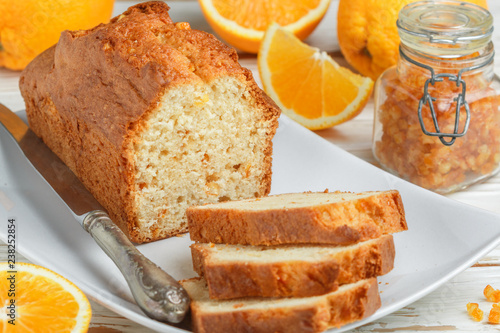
[187,190,407,245]
[180,277,381,333]
[191,234,395,299]
[19,2,280,243]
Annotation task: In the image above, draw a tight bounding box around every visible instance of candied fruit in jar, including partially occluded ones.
[372,1,500,193]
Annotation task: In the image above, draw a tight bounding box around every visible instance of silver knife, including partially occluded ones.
[0,103,190,323]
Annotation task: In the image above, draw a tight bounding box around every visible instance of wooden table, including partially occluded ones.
[1,1,500,332]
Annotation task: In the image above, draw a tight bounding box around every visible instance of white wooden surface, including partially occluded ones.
[1,1,500,332]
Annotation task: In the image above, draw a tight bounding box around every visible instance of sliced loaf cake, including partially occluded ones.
[187,190,407,245]
[180,277,381,333]
[191,234,395,299]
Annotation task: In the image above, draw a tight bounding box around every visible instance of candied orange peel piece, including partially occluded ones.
[489,304,500,324]
[467,302,484,322]
[484,285,500,302]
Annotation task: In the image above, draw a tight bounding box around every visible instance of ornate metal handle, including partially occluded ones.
[82,210,190,323]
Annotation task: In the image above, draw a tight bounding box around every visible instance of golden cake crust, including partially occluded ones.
[187,190,407,246]
[182,277,381,333]
[191,235,395,300]
[191,244,341,299]
[19,1,280,243]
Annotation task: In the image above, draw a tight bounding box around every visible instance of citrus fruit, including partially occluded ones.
[0,0,115,70]
[337,0,488,80]
[0,262,91,332]
[258,23,374,130]
[198,0,332,53]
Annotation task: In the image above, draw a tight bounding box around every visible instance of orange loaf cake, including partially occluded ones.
[191,235,395,299]
[188,190,407,245]
[19,2,281,243]
[181,277,381,333]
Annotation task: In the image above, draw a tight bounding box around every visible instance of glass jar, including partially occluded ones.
[372,0,500,194]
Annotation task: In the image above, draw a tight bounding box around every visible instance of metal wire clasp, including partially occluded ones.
[399,46,494,146]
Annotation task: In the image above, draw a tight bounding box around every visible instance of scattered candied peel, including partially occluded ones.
[484,285,500,302]
[467,285,500,324]
[489,304,500,324]
[467,302,484,322]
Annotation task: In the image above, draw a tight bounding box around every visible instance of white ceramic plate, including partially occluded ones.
[1,112,500,333]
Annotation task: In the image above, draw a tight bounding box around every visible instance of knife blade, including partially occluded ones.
[0,103,190,323]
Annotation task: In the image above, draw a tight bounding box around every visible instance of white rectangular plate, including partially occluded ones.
[1,112,500,332]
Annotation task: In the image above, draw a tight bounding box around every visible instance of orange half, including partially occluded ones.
[199,0,332,53]
[0,262,91,332]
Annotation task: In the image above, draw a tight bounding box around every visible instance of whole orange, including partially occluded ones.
[337,0,489,80]
[0,0,114,70]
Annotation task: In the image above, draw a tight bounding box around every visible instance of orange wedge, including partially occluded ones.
[258,23,374,130]
[0,262,91,332]
[198,0,332,53]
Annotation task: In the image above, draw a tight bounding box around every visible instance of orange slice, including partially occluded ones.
[0,262,91,332]
[258,23,374,130]
[198,0,332,53]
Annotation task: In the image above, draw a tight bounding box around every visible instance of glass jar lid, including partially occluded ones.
[397,0,493,57]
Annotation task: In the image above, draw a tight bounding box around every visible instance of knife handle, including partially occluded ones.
[82,210,190,323]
